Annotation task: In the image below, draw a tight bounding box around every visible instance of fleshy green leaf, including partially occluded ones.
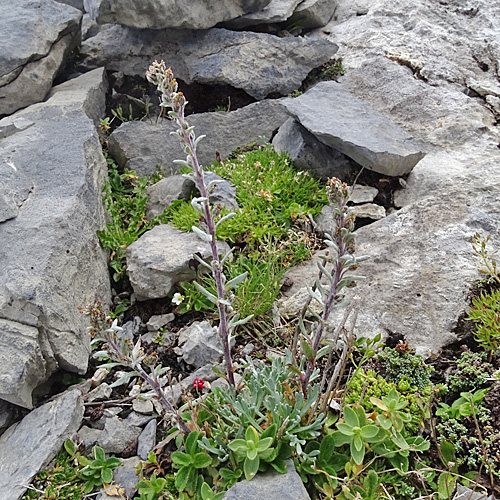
[172,451,192,467]
[192,452,212,469]
[244,456,259,481]
[343,406,359,428]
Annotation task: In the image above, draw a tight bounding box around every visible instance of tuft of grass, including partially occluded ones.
[166,146,327,319]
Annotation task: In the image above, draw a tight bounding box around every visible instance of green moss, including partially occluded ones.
[377,347,434,392]
[448,350,494,394]
[344,368,431,432]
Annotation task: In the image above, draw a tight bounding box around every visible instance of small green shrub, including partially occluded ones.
[344,368,431,432]
[377,347,434,392]
[467,290,500,360]
[448,350,493,394]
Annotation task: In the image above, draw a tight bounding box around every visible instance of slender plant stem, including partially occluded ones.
[302,205,348,395]
[176,105,235,387]
[105,332,190,433]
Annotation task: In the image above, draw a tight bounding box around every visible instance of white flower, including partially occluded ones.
[172,292,185,305]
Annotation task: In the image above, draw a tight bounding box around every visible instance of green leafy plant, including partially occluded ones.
[77,446,121,494]
[228,425,276,480]
[467,290,500,360]
[377,346,434,392]
[200,482,225,500]
[344,368,430,432]
[22,445,83,500]
[371,388,412,433]
[331,405,386,465]
[436,389,489,420]
[171,431,214,496]
[136,473,169,500]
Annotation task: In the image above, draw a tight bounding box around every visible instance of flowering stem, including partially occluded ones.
[104,331,190,434]
[146,61,235,387]
[301,181,350,397]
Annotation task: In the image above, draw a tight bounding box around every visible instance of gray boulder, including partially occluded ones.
[319,0,497,149]
[109,100,289,177]
[224,0,302,28]
[146,175,195,220]
[204,172,239,210]
[84,0,271,29]
[0,389,84,500]
[349,185,378,204]
[287,0,337,29]
[98,416,142,454]
[55,0,85,10]
[224,460,310,500]
[0,68,111,408]
[280,146,500,358]
[126,225,230,300]
[81,26,338,100]
[178,321,225,369]
[0,0,82,116]
[272,117,359,181]
[282,81,425,176]
[137,419,157,460]
[350,203,386,221]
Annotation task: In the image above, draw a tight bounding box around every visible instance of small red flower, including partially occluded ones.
[193,377,205,390]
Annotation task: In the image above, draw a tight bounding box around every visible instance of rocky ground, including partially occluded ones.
[1,0,500,499]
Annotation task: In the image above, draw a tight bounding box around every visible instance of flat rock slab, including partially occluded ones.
[225,0,302,28]
[282,81,425,176]
[81,26,338,99]
[319,0,498,149]
[0,0,82,116]
[272,117,359,181]
[279,146,500,357]
[0,69,111,408]
[126,225,230,300]
[224,460,310,500]
[287,0,337,29]
[84,0,271,29]
[0,389,84,500]
[109,100,289,176]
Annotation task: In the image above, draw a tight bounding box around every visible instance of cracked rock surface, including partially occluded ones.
[0,0,82,116]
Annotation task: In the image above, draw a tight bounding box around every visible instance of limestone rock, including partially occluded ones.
[86,383,113,403]
[137,419,156,460]
[81,26,338,100]
[0,390,84,500]
[319,0,498,149]
[146,176,194,220]
[282,146,500,358]
[224,460,311,500]
[0,0,82,116]
[98,416,142,454]
[109,100,289,177]
[0,69,111,408]
[282,81,426,176]
[349,185,378,204]
[225,0,302,28]
[126,225,230,300]
[178,321,225,369]
[272,117,358,181]
[83,0,271,29]
[350,203,386,220]
[147,313,175,332]
[204,172,239,210]
[287,0,337,29]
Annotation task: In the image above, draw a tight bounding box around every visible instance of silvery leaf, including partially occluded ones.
[192,225,212,243]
